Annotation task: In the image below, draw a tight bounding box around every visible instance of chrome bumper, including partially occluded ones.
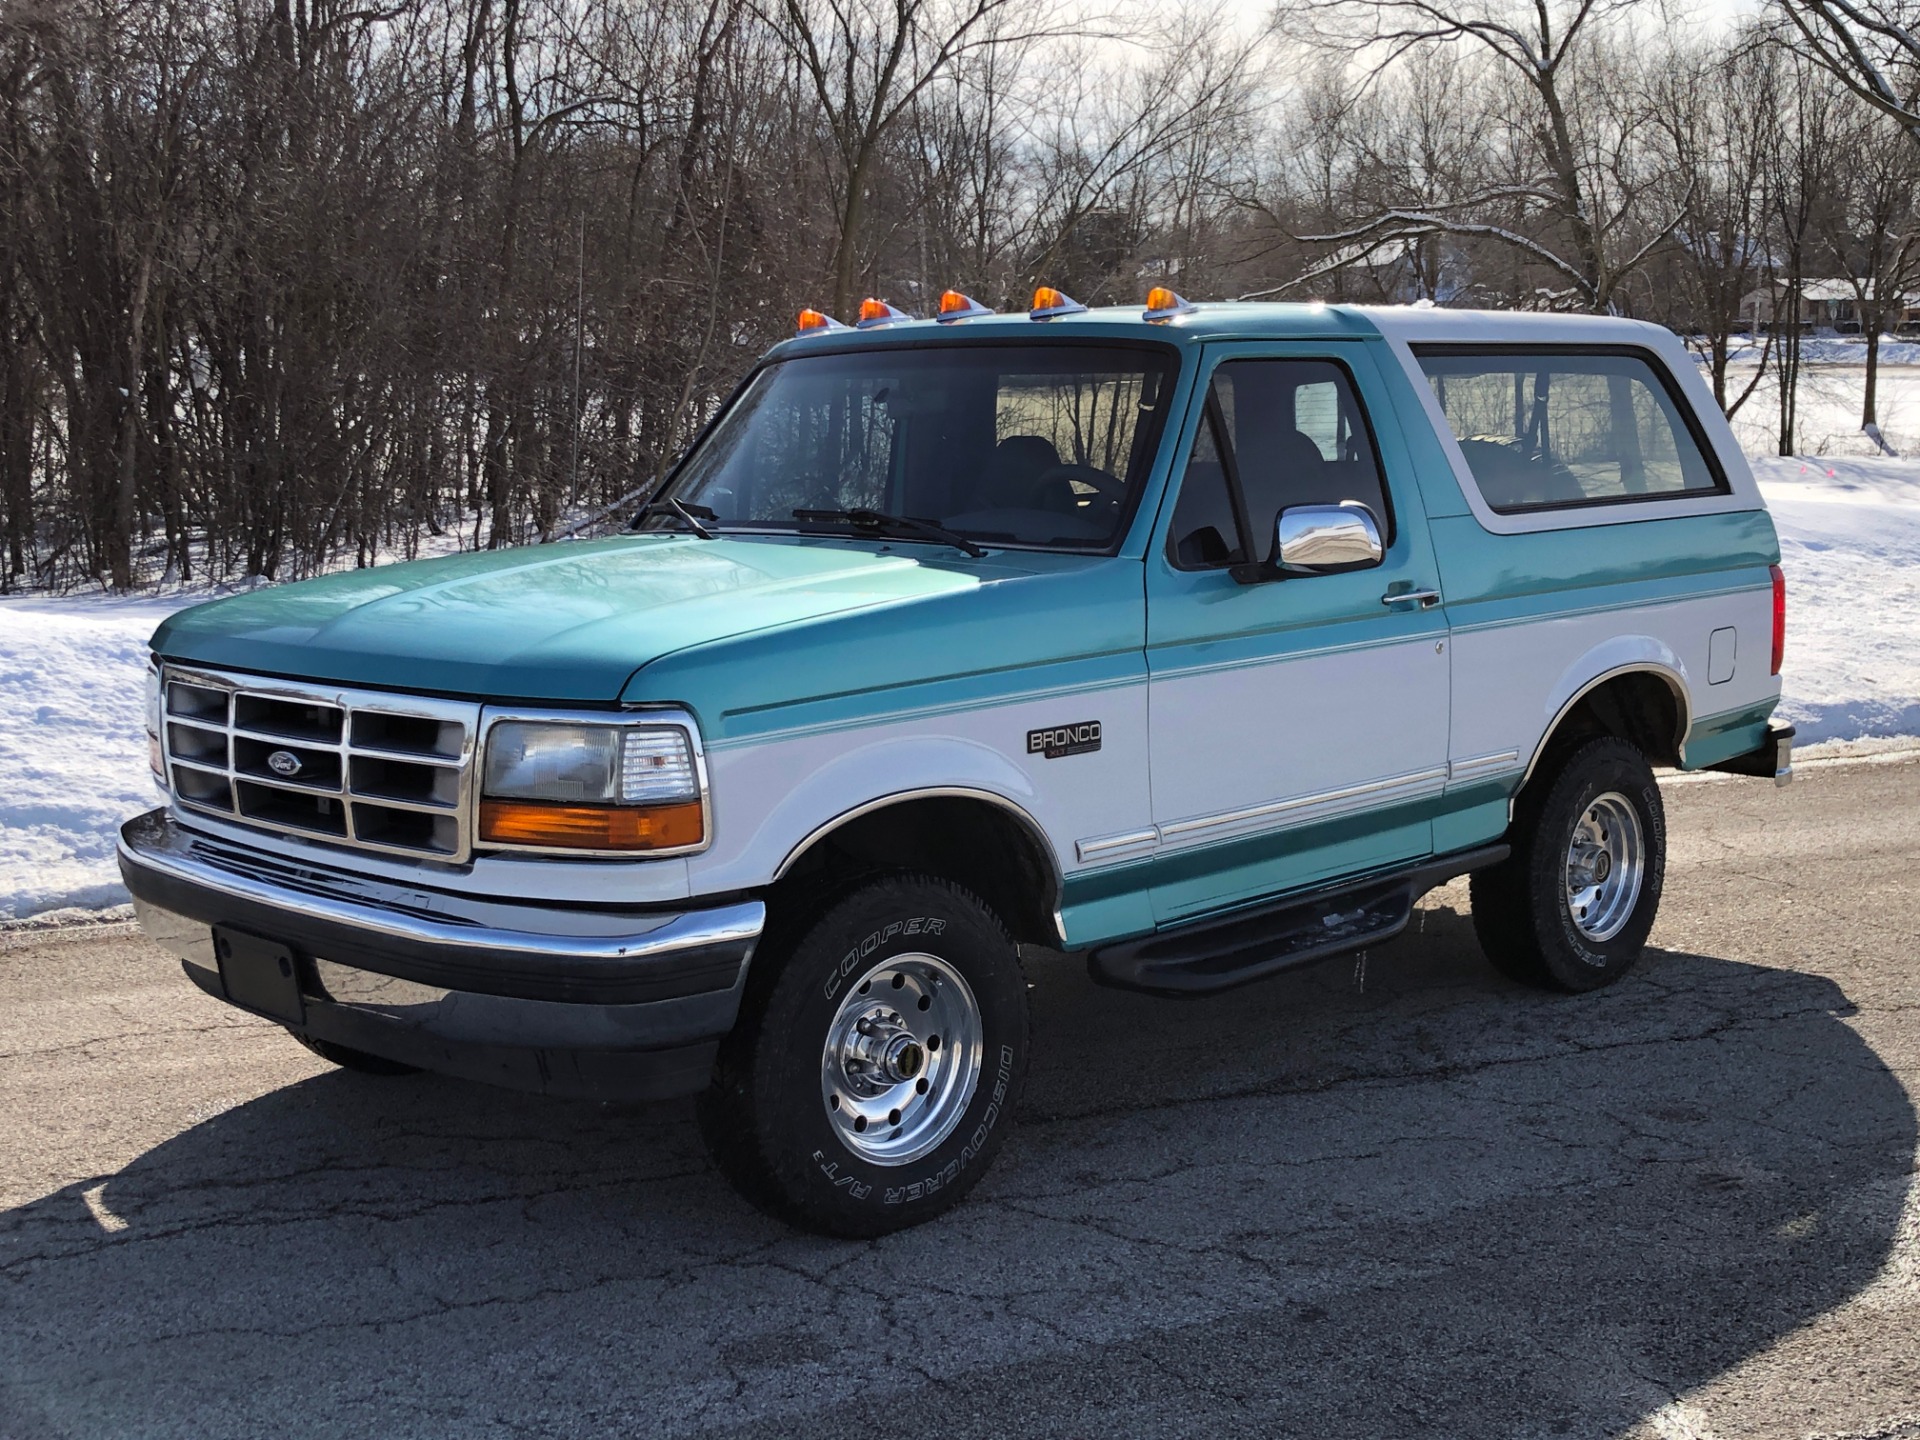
[119,809,764,1099]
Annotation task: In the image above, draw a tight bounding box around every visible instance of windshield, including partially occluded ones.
[646,343,1179,551]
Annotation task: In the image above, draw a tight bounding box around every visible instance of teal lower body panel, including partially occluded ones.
[1057,884,1157,954]
[1059,777,1523,951]
[1147,802,1432,925]
[1682,699,1781,771]
[1431,775,1517,855]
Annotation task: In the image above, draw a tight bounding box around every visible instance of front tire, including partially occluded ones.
[1470,736,1666,992]
[698,874,1029,1237]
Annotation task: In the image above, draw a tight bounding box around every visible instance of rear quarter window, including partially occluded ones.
[1414,347,1727,515]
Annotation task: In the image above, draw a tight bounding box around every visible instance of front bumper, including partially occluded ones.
[118,809,764,1099]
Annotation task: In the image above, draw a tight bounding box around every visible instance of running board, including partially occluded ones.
[1086,844,1510,997]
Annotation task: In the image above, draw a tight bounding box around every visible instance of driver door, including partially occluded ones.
[1145,344,1451,925]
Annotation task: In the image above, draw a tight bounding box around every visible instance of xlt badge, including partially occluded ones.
[1028,721,1101,759]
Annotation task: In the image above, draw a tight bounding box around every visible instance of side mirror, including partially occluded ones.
[1273,502,1383,575]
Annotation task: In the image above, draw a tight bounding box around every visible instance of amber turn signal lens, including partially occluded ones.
[479,799,704,851]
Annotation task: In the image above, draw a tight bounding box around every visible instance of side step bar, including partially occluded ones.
[1087,844,1509,997]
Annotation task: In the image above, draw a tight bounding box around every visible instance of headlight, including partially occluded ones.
[478,719,704,852]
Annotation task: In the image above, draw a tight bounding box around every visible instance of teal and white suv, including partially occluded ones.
[120,288,1792,1235]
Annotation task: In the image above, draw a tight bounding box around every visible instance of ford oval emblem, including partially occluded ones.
[267,749,303,777]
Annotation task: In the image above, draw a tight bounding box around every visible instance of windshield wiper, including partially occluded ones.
[792,508,986,558]
[636,497,718,539]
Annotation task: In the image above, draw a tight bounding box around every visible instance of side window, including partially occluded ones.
[1167,409,1246,569]
[1415,348,1727,514]
[1167,358,1391,570]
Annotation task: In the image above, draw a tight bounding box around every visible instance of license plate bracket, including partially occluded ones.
[213,926,305,1024]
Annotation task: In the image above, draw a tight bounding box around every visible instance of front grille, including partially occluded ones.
[161,666,481,863]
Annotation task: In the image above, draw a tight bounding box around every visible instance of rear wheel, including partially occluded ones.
[1471,736,1666,992]
[290,1031,421,1076]
[698,873,1029,1237]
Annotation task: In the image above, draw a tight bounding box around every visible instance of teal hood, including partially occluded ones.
[152,535,1023,703]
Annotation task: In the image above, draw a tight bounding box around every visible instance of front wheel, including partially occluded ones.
[698,874,1029,1237]
[1470,735,1667,992]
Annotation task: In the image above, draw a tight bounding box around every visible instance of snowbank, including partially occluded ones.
[2,460,1917,919]
[0,594,200,919]
[1717,334,1920,368]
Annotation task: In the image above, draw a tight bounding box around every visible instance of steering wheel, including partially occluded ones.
[1032,463,1125,515]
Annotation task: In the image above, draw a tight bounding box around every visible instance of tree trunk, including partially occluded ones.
[1863,313,1881,430]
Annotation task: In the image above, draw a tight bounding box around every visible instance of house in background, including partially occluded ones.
[1738,277,1920,333]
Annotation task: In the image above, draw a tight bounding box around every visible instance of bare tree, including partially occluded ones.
[763,0,1074,317]
[1272,0,1679,311]
[1647,24,1779,413]
[1774,1,1920,147]
[1810,102,1920,443]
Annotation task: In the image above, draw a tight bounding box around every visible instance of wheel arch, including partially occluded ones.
[1521,661,1691,791]
[773,788,1066,948]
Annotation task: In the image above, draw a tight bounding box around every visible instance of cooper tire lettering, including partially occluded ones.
[702,878,1029,1236]
[822,918,949,999]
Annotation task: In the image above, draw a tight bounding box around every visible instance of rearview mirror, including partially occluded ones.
[1273,502,1383,575]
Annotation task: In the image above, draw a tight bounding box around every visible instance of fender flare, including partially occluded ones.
[772,783,1067,946]
[1520,654,1692,792]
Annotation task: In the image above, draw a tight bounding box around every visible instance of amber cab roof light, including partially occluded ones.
[856,298,914,328]
[1144,286,1197,322]
[937,290,995,322]
[795,308,849,337]
[1029,286,1087,320]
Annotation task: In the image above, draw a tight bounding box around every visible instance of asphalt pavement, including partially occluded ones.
[3,756,1919,1439]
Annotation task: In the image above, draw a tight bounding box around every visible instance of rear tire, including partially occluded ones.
[292,1032,421,1076]
[698,873,1029,1237]
[1471,736,1666,993]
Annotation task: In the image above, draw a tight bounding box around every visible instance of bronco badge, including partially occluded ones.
[1027,721,1101,759]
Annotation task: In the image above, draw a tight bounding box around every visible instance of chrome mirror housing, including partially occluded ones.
[1273,502,1384,575]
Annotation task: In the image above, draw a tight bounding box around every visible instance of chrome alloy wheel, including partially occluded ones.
[820,953,984,1166]
[1564,791,1645,943]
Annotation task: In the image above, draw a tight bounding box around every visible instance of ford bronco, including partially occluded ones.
[120,288,1792,1236]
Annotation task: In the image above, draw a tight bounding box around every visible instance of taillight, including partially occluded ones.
[1770,564,1786,676]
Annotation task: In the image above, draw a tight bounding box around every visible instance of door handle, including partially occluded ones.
[1382,588,1442,609]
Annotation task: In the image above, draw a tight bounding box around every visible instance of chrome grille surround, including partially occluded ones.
[159,665,482,864]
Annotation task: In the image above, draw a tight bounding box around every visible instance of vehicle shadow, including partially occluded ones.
[2,901,1911,1440]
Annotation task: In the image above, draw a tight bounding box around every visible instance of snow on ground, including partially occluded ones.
[1752,455,1920,744]
[2,457,1917,919]
[0,593,200,919]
